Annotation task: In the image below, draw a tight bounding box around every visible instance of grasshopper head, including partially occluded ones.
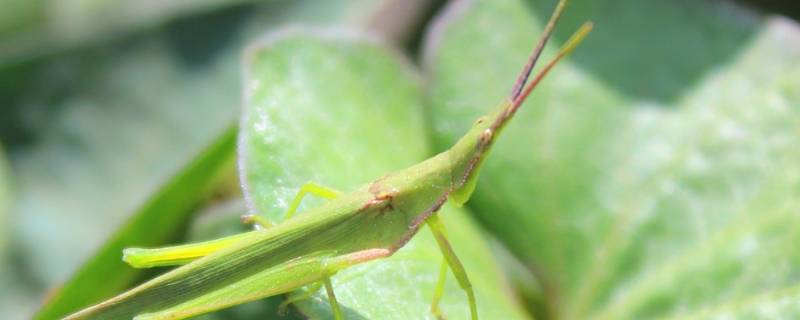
[448,0,593,206]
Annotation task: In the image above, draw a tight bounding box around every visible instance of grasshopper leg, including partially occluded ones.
[284,181,341,220]
[427,213,478,320]
[317,248,393,319]
[274,248,392,318]
[278,282,323,315]
[242,182,341,230]
[323,277,344,320]
[122,231,258,268]
[244,182,341,315]
[430,259,448,319]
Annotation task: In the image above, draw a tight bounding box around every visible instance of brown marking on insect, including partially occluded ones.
[359,198,390,213]
[375,190,395,201]
[359,188,398,214]
[365,175,399,214]
[376,189,398,213]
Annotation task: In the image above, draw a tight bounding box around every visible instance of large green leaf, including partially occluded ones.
[240,31,529,319]
[425,0,800,319]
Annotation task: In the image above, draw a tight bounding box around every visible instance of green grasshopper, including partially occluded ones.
[65,0,591,319]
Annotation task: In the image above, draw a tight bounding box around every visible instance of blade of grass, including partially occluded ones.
[34,126,237,320]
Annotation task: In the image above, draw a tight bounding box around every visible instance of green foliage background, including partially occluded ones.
[1,0,800,319]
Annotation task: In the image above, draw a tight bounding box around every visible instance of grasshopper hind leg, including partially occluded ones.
[242,181,342,230]
[320,248,393,319]
[323,277,344,320]
[276,248,393,319]
[278,282,323,315]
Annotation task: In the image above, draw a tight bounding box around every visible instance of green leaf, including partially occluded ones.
[240,31,529,319]
[424,0,800,319]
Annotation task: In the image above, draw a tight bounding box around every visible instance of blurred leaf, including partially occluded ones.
[34,126,237,320]
[0,0,263,66]
[0,144,9,262]
[0,142,37,320]
[240,31,529,319]
[0,0,437,68]
[425,0,800,318]
[10,31,242,289]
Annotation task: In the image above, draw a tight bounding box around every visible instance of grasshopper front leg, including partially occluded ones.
[427,213,478,320]
[242,181,341,229]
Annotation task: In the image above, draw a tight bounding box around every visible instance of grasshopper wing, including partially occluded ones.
[66,193,372,320]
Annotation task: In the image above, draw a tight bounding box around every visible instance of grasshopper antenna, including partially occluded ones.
[489,18,593,136]
[509,0,569,100]
[511,22,592,112]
